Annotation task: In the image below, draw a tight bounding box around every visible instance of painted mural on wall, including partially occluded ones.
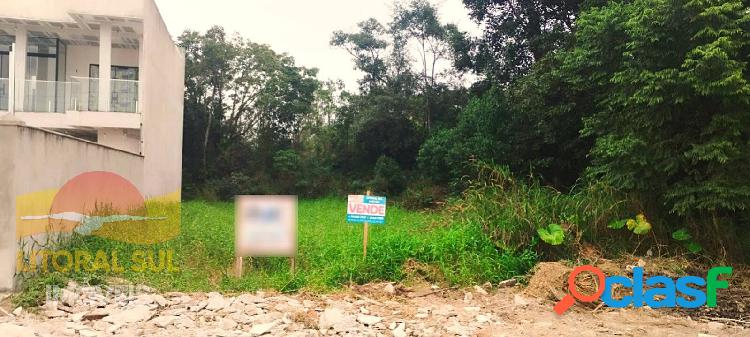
[16,171,180,244]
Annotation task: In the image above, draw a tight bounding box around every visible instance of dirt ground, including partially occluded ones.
[0,279,748,337]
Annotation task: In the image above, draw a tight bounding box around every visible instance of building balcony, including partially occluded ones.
[1,77,141,129]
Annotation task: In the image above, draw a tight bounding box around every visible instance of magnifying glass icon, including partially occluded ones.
[553,265,606,315]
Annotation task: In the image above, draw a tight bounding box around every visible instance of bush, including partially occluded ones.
[453,161,629,259]
[400,180,447,210]
[203,172,273,201]
[371,155,406,195]
[273,149,301,194]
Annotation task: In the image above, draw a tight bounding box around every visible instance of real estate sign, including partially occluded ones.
[235,195,297,257]
[347,195,386,224]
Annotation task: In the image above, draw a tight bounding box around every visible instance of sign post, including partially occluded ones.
[234,195,297,277]
[363,190,370,260]
[347,191,386,260]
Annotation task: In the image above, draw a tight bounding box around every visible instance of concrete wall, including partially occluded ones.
[0,121,144,290]
[97,128,141,154]
[140,0,184,200]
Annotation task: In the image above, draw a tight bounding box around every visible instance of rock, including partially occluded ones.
[476,314,491,323]
[12,306,23,316]
[473,285,488,295]
[464,306,481,312]
[92,320,111,332]
[238,293,265,305]
[151,315,178,328]
[228,312,253,324]
[69,312,86,322]
[513,294,529,307]
[392,322,406,337]
[250,321,277,336]
[152,294,168,307]
[79,329,101,337]
[65,322,90,331]
[0,323,36,337]
[463,292,473,302]
[61,288,79,307]
[383,283,396,294]
[103,305,153,325]
[206,293,230,311]
[497,279,517,288]
[82,308,110,321]
[174,317,197,329]
[46,309,68,318]
[106,323,123,334]
[160,308,187,316]
[189,300,208,312]
[706,322,724,332]
[319,307,358,332]
[447,323,471,335]
[219,317,238,330]
[356,314,382,326]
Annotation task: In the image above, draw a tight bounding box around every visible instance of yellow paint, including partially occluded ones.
[147,189,181,203]
[16,188,182,243]
[14,189,69,238]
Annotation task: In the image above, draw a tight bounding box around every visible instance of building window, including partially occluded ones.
[25,37,67,112]
[89,64,139,112]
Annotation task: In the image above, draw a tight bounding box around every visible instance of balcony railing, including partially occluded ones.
[23,80,73,113]
[5,78,140,113]
[0,78,7,111]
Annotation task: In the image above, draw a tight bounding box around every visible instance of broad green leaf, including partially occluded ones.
[626,219,637,231]
[632,214,651,235]
[672,229,692,241]
[608,219,627,229]
[686,242,703,253]
[537,223,565,245]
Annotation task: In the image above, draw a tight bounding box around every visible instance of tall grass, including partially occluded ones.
[453,162,628,257]
[32,198,535,294]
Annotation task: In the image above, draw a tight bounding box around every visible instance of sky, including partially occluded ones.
[153,0,481,90]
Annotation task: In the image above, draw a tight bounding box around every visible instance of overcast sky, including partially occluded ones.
[153,0,481,90]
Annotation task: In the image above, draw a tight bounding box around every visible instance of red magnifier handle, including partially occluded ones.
[553,294,576,315]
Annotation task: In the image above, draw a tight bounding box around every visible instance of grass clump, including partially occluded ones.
[454,162,629,258]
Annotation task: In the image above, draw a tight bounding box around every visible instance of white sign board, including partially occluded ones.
[235,195,297,257]
[347,195,386,224]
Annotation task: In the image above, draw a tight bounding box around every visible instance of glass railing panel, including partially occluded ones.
[0,78,8,111]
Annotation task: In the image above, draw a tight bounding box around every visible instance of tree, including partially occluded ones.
[572,0,750,248]
[391,0,458,131]
[179,26,320,196]
[459,0,587,83]
[331,19,390,92]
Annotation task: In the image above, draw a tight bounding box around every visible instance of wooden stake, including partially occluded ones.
[234,256,243,278]
[290,256,296,275]
[363,190,371,260]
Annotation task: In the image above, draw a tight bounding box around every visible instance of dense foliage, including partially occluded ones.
[181,0,750,260]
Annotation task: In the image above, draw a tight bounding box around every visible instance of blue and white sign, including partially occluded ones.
[347,195,386,224]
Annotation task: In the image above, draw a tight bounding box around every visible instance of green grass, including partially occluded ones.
[31,198,535,294]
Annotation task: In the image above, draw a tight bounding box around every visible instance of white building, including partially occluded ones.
[0,0,185,290]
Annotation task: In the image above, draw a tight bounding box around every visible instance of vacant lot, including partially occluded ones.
[57,199,534,294]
